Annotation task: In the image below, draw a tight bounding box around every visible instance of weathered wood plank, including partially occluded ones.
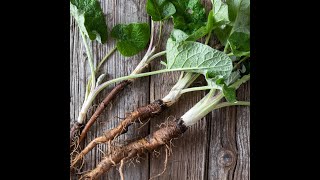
[207,82,250,180]
[70,0,150,179]
[233,82,250,180]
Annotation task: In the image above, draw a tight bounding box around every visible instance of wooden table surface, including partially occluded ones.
[70,0,250,179]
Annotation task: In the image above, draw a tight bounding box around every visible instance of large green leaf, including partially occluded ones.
[70,0,108,43]
[228,0,250,34]
[166,38,233,78]
[111,23,150,57]
[146,0,176,21]
[169,0,206,34]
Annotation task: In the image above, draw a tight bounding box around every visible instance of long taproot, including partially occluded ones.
[83,119,187,179]
[71,99,166,168]
[79,80,131,143]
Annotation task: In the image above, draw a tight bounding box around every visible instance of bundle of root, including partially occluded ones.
[71,99,166,168]
[82,119,187,179]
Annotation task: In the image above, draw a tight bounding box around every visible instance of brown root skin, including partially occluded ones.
[83,119,187,180]
[70,122,83,147]
[79,80,131,143]
[71,99,166,168]
[71,136,108,168]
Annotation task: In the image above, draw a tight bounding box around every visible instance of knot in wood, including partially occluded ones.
[218,149,235,167]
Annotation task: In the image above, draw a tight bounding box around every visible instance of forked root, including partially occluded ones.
[82,118,187,180]
[71,100,166,168]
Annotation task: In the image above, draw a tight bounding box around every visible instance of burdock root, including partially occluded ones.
[71,99,166,168]
[70,122,83,148]
[79,80,131,143]
[82,118,188,180]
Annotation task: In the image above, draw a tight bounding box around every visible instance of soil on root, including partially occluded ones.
[82,118,187,180]
[71,99,166,168]
[70,122,84,149]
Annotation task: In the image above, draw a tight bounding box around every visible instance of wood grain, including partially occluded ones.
[207,82,250,180]
[70,0,250,179]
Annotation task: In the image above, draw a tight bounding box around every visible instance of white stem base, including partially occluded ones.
[162,72,194,106]
[77,94,94,124]
[182,93,223,127]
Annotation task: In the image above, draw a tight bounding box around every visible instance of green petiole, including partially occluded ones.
[80,30,96,91]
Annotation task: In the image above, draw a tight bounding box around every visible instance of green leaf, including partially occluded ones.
[111,23,150,57]
[169,0,207,34]
[225,70,240,86]
[211,0,230,27]
[227,0,249,26]
[186,0,231,41]
[228,31,250,57]
[166,39,233,78]
[205,74,223,89]
[215,78,237,102]
[229,0,250,35]
[70,0,108,43]
[146,0,176,21]
[215,77,225,85]
[223,85,237,102]
[188,0,229,42]
[186,0,230,42]
[186,26,208,41]
[170,29,189,42]
[185,10,214,41]
[206,10,215,31]
[214,0,250,47]
[214,25,233,45]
